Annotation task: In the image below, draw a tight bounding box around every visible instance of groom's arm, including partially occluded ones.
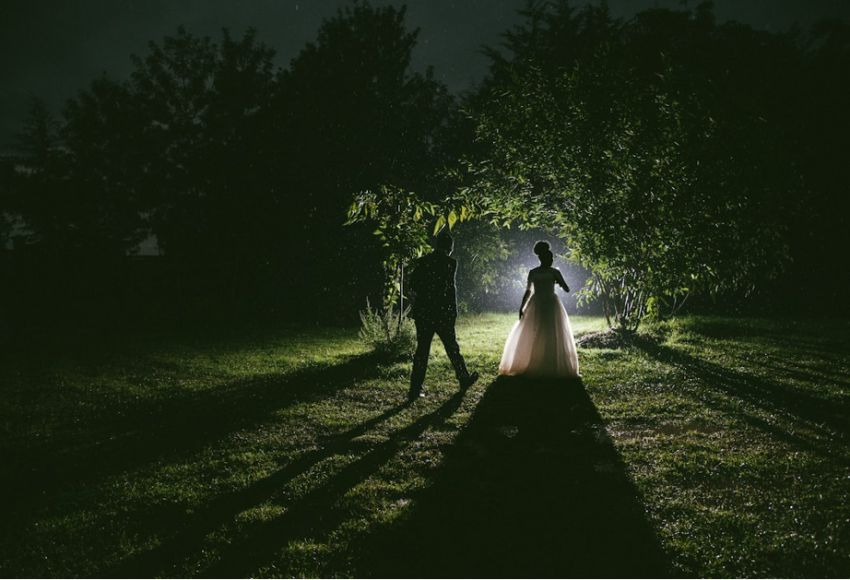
[449,258,459,316]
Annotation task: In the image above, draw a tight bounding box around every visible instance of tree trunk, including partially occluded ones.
[398,262,404,332]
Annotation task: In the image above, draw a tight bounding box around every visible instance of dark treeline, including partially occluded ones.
[1,1,847,333]
[461,1,850,327]
[2,3,459,329]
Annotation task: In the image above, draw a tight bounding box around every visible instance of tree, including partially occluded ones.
[280,1,460,319]
[787,18,850,309]
[8,5,461,324]
[7,98,65,250]
[129,26,277,262]
[346,185,440,321]
[122,26,284,318]
[0,156,17,248]
[5,93,152,321]
[60,76,149,256]
[280,1,456,198]
[459,1,796,330]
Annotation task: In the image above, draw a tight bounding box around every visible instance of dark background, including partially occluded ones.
[4,0,849,153]
[1,0,848,335]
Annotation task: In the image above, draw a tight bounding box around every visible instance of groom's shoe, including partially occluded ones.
[459,371,479,390]
[407,387,424,402]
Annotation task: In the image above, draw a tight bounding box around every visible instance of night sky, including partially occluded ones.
[2,0,849,153]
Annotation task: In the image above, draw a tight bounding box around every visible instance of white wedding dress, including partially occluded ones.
[499,267,580,378]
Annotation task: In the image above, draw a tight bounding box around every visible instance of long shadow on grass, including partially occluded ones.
[188,389,472,578]
[1,352,391,523]
[632,335,850,460]
[686,317,850,387]
[354,377,671,578]
[109,397,416,578]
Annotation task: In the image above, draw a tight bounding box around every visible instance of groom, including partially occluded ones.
[407,229,479,401]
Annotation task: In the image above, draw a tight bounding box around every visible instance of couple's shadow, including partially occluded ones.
[357,376,670,578]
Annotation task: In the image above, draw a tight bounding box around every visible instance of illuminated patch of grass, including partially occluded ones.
[0,314,847,577]
[580,316,850,577]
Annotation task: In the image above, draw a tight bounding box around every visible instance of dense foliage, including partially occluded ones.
[460,1,802,330]
[2,0,848,327]
[2,2,457,325]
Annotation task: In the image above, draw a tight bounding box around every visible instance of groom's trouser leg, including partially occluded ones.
[410,322,435,393]
[436,322,470,381]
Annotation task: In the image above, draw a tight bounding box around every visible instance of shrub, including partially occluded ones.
[358,299,416,359]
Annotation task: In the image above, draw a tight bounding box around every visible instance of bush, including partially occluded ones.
[358,299,416,358]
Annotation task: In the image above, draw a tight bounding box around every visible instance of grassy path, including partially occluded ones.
[0,314,848,577]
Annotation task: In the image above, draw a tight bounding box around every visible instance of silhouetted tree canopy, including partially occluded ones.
[282,2,460,318]
[456,0,815,329]
[11,95,145,257]
[4,1,461,324]
[3,0,848,327]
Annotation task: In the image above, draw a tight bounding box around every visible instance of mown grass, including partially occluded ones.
[1,314,848,578]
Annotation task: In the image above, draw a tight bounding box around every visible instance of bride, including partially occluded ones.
[499,241,580,378]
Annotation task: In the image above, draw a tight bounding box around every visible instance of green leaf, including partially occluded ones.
[447,210,458,229]
[433,216,446,234]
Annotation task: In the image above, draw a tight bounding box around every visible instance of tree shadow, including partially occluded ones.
[355,376,672,578]
[629,334,850,460]
[684,317,850,371]
[1,351,393,525]
[186,389,472,578]
[109,395,423,578]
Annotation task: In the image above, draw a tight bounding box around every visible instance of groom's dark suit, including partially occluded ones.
[408,249,476,399]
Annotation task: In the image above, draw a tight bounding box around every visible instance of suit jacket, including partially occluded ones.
[408,251,458,325]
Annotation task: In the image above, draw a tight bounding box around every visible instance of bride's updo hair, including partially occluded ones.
[533,241,554,267]
[533,241,550,256]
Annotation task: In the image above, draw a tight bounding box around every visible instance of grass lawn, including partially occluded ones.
[1,314,848,577]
